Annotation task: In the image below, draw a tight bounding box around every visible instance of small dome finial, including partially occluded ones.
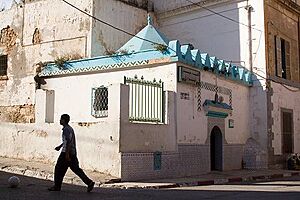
[147,13,152,25]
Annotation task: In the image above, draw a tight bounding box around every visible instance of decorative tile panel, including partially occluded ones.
[200,81,233,108]
[39,60,150,77]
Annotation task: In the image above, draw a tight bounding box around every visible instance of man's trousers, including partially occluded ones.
[54,152,92,189]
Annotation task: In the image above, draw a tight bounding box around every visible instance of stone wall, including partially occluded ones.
[0,105,35,123]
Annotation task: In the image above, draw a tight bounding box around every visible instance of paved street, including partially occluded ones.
[1,171,300,200]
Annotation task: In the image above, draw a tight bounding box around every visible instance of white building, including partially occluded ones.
[1,0,299,181]
[0,0,148,123]
[153,0,300,169]
[19,17,252,180]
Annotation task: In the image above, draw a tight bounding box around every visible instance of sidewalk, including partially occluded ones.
[1,156,299,189]
[0,156,120,187]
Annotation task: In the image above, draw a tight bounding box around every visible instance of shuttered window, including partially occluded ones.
[0,55,7,76]
[282,110,293,154]
[274,36,291,80]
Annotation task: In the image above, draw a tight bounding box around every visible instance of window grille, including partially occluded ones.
[91,86,108,118]
[124,76,165,123]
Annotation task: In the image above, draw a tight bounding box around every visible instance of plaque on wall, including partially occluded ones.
[178,66,200,84]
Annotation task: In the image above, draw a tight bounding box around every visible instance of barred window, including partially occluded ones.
[91,86,108,118]
[0,55,8,76]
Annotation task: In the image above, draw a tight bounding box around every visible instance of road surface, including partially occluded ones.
[1,171,300,200]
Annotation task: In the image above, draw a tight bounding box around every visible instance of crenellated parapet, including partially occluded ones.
[39,15,252,86]
[167,39,252,85]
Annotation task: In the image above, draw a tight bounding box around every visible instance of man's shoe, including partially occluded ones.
[48,186,61,191]
[87,181,95,192]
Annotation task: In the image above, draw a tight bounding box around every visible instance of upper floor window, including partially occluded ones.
[274,36,291,80]
[0,55,8,76]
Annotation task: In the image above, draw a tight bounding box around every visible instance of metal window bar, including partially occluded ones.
[91,86,108,118]
[124,76,164,123]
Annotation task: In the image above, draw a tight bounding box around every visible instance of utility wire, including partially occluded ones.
[184,0,262,32]
[251,70,300,92]
[182,0,298,91]
[182,0,263,64]
[61,0,167,49]
[162,6,246,27]
[62,0,299,92]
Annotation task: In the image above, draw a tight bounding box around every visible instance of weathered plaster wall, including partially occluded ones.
[120,91,177,153]
[154,1,268,168]
[0,121,121,177]
[117,0,148,10]
[0,84,125,177]
[152,0,202,13]
[0,105,34,123]
[176,67,250,171]
[176,69,251,145]
[41,63,177,123]
[0,0,92,122]
[91,0,148,56]
[155,0,249,69]
[153,0,266,72]
[40,63,178,153]
[0,0,149,122]
[271,82,300,156]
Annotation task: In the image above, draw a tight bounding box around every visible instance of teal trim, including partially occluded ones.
[39,16,253,86]
[119,15,169,53]
[203,100,232,110]
[206,111,229,118]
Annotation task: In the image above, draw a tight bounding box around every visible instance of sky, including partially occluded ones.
[0,0,21,10]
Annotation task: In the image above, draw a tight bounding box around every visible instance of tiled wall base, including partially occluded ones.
[243,138,268,169]
[223,144,244,170]
[121,144,245,181]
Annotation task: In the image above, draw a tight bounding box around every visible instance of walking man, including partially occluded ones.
[48,114,95,192]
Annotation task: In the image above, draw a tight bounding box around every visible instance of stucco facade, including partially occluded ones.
[0,0,148,122]
[153,0,300,169]
[2,0,299,181]
[153,0,268,169]
[0,16,255,180]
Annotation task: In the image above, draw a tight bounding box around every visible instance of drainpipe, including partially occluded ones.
[246,4,254,76]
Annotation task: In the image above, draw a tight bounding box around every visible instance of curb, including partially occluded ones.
[163,172,300,189]
[101,172,300,190]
